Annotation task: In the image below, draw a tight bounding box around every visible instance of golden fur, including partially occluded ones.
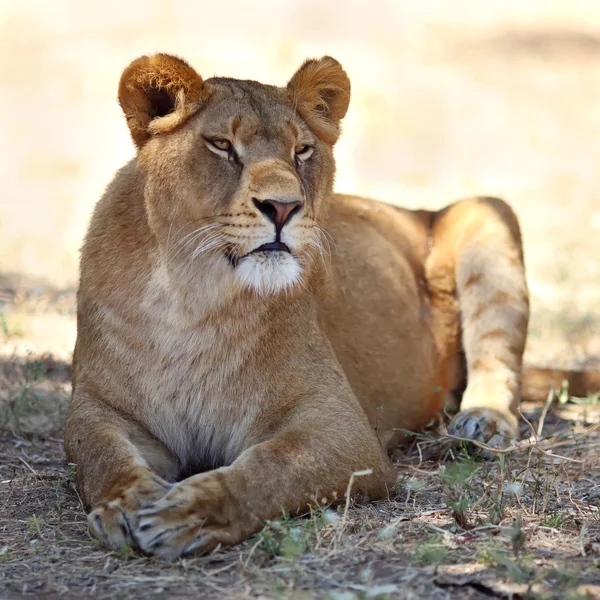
[65,54,593,560]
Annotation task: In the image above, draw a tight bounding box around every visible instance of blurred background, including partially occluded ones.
[1,0,599,368]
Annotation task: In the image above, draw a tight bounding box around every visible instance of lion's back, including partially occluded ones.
[318,194,439,435]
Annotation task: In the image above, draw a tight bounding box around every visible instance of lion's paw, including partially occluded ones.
[88,474,172,551]
[134,475,238,561]
[449,407,518,452]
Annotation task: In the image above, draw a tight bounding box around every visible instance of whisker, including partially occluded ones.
[167,223,223,262]
[170,226,230,278]
[314,226,337,252]
[306,237,329,274]
[191,233,228,259]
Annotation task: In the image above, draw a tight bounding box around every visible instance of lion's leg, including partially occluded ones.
[426,197,529,448]
[65,393,179,549]
[133,399,394,560]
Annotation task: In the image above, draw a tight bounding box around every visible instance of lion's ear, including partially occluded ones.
[118,54,207,147]
[287,56,351,144]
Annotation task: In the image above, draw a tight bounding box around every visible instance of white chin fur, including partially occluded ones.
[235,252,302,296]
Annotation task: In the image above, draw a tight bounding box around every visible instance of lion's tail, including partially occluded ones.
[521,365,600,401]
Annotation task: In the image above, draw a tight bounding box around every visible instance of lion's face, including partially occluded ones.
[118,54,350,296]
[141,81,335,296]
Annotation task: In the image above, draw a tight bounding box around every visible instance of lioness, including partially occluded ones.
[66,53,530,560]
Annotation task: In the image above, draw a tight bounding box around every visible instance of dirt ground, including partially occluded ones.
[2,1,600,598]
[1,347,600,599]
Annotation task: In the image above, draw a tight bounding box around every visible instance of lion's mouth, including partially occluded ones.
[251,242,291,254]
[225,241,291,268]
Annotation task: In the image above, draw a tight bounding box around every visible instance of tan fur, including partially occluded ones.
[118,54,208,147]
[287,56,351,143]
[66,54,535,560]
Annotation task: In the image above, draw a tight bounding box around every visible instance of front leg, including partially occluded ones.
[134,402,394,560]
[65,393,179,549]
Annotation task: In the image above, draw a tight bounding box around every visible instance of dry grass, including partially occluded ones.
[1,310,600,599]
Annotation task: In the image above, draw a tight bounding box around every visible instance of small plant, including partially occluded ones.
[66,463,77,483]
[487,453,506,525]
[509,516,526,558]
[1,352,46,431]
[540,513,563,528]
[439,460,480,529]
[412,535,448,565]
[403,476,424,506]
[0,546,10,564]
[119,543,136,560]
[26,515,45,542]
[482,454,523,526]
[478,542,530,584]
[524,453,562,517]
[255,507,337,559]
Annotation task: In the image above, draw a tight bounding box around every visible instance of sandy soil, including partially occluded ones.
[1,356,599,599]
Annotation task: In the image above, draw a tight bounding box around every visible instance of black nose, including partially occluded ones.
[253,198,302,231]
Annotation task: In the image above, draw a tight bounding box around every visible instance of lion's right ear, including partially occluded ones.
[118,54,207,148]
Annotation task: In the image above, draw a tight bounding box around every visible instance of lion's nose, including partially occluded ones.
[252,198,302,231]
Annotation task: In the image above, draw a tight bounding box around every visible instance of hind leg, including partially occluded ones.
[426,197,529,448]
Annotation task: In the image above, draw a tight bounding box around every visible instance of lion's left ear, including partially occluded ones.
[118,53,208,147]
[287,56,351,144]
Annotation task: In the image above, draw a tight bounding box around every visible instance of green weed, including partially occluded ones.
[412,535,448,565]
[439,460,480,529]
[255,507,339,559]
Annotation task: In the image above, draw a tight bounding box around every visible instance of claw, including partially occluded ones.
[183,535,208,555]
[116,511,135,545]
[144,529,172,550]
[89,508,128,549]
[449,407,517,452]
[138,502,182,517]
[91,512,107,539]
[454,415,481,439]
[136,520,189,552]
[138,520,154,532]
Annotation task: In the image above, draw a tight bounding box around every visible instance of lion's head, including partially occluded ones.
[118,53,350,296]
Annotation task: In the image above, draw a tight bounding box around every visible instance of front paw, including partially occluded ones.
[449,407,518,451]
[134,472,240,561]
[88,473,172,550]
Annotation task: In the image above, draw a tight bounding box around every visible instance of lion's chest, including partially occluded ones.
[94,265,271,475]
[105,280,265,474]
[136,320,259,472]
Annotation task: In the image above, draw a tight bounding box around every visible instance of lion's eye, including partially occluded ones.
[295,145,314,161]
[205,138,239,162]
[209,138,232,152]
